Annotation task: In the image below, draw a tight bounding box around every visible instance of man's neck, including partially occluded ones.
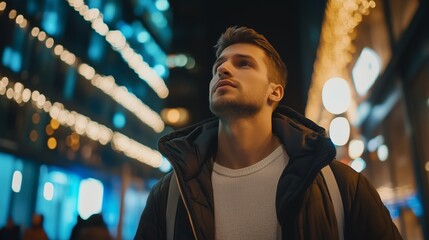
[215,113,281,169]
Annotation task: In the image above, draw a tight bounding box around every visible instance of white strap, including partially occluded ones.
[166,172,179,240]
[321,165,344,240]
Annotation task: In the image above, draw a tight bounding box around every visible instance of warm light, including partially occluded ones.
[6,7,164,132]
[45,38,54,48]
[15,14,23,24]
[11,171,22,193]
[30,130,38,141]
[37,31,47,41]
[45,125,54,135]
[78,178,104,220]
[8,9,16,19]
[47,137,57,149]
[166,109,180,123]
[54,45,64,55]
[32,113,40,124]
[352,47,381,96]
[50,119,60,129]
[22,88,31,102]
[161,108,190,126]
[377,144,389,161]
[65,0,169,98]
[1,77,164,168]
[0,2,6,11]
[329,117,350,146]
[43,182,54,201]
[306,0,375,123]
[348,139,364,159]
[322,77,351,114]
[31,27,40,37]
[18,19,27,28]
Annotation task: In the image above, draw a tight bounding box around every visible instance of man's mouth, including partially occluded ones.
[214,80,237,92]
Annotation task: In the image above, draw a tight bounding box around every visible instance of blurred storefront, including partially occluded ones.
[306,0,429,239]
[0,0,172,239]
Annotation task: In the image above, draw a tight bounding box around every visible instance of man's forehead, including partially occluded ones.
[218,43,265,59]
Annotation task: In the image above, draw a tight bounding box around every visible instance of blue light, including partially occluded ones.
[10,51,22,73]
[113,112,126,129]
[154,64,166,77]
[103,3,116,23]
[88,33,104,61]
[150,12,167,28]
[386,204,400,219]
[64,67,76,100]
[159,157,172,173]
[145,41,158,55]
[155,0,170,11]
[118,22,133,39]
[407,194,423,217]
[2,47,22,73]
[42,11,59,36]
[88,0,102,8]
[137,31,150,43]
[2,47,12,67]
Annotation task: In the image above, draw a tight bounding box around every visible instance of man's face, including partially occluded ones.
[209,43,272,117]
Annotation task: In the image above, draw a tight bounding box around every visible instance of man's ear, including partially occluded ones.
[268,83,284,103]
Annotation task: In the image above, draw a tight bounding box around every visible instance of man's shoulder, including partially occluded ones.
[328,161,361,194]
[150,172,174,198]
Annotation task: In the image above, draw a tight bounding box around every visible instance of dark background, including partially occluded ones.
[164,0,327,125]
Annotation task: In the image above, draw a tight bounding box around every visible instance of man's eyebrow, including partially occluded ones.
[212,54,256,71]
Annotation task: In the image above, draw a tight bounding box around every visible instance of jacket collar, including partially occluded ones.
[158,105,336,239]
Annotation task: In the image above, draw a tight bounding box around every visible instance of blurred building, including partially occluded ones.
[306,0,429,239]
[0,0,173,239]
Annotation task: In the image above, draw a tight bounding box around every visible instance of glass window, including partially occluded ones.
[388,0,419,42]
[35,165,81,240]
[350,0,391,100]
[406,60,429,239]
[365,99,424,239]
[0,152,15,226]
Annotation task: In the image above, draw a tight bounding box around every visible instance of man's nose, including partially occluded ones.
[217,63,232,78]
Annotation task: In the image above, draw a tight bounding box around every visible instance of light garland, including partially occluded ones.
[66,0,169,99]
[0,75,163,168]
[306,0,376,127]
[1,3,165,133]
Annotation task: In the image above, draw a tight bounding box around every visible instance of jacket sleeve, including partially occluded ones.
[134,173,172,240]
[330,161,402,240]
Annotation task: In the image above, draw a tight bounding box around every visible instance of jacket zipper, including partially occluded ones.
[173,172,198,240]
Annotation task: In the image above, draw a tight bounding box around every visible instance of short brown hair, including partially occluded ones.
[214,26,288,88]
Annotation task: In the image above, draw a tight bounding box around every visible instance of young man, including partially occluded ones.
[135,26,402,240]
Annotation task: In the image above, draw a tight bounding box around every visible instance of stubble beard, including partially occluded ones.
[209,97,263,119]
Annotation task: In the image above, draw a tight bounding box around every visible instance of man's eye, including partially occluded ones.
[237,61,252,68]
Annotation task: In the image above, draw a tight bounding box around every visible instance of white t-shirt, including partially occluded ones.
[212,145,289,240]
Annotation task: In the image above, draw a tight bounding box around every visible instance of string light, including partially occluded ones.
[66,0,169,99]
[306,0,376,126]
[2,5,165,133]
[0,75,163,168]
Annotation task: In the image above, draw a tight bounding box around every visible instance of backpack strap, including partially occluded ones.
[321,165,344,240]
[166,171,179,240]
[166,167,344,240]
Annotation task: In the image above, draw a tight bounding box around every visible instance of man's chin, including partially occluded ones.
[209,101,259,118]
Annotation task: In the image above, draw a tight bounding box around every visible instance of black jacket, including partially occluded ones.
[135,106,402,240]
